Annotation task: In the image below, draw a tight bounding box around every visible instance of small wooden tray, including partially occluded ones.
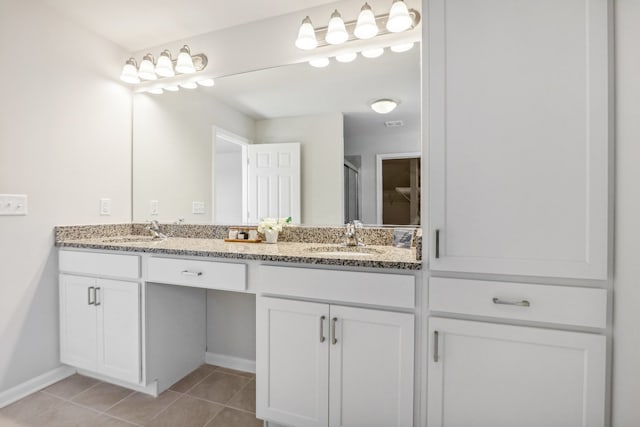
[224,238,263,243]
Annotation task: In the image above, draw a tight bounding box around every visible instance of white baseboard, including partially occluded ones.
[205,352,256,374]
[0,365,76,408]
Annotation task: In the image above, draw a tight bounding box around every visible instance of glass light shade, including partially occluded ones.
[361,47,384,58]
[386,0,412,33]
[164,85,180,92]
[325,10,348,45]
[148,88,163,95]
[179,81,198,89]
[354,3,378,39]
[138,54,157,80]
[335,52,357,63]
[197,78,215,87]
[155,51,175,77]
[176,46,196,74]
[120,59,140,84]
[370,99,398,114]
[390,42,415,53]
[309,57,330,68]
[295,16,318,50]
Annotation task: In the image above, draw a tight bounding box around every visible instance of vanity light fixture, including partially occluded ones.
[362,47,385,58]
[309,57,330,68]
[295,1,420,50]
[176,45,196,74]
[138,54,157,80]
[155,50,175,77]
[119,45,208,86]
[390,42,414,53]
[335,52,358,63]
[120,58,140,84]
[197,78,215,87]
[371,98,399,114]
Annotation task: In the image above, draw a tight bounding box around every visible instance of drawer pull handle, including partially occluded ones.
[181,270,203,277]
[320,316,326,343]
[95,287,101,306]
[435,229,440,259]
[88,286,95,305]
[331,317,338,345]
[492,297,530,307]
[434,330,439,362]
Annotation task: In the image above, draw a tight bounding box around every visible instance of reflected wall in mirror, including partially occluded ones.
[133,44,421,226]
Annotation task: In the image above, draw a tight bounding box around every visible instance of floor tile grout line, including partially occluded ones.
[101,389,137,413]
[224,377,253,406]
[173,366,218,395]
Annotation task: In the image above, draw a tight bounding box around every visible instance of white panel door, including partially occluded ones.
[427,317,606,427]
[59,275,97,371]
[248,143,301,223]
[329,305,414,427]
[428,0,611,279]
[96,279,141,383]
[257,297,329,427]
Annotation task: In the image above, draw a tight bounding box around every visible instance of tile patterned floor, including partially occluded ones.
[0,365,262,427]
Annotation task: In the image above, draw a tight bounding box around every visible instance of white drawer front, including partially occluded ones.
[259,265,415,309]
[59,250,140,279]
[429,277,607,328]
[147,257,246,291]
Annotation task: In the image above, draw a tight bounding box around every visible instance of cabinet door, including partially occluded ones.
[329,306,414,427]
[428,0,610,279]
[59,275,97,371]
[427,317,606,427]
[96,279,140,383]
[256,297,329,427]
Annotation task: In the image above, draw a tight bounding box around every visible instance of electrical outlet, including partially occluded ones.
[192,201,205,214]
[150,200,159,216]
[100,198,111,216]
[0,194,27,216]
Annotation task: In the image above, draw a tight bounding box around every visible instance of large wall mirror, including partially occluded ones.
[132,44,420,226]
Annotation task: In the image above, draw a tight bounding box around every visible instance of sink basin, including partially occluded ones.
[101,236,160,243]
[305,246,383,257]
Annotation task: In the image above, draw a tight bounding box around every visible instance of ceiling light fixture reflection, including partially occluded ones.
[335,52,358,63]
[309,57,330,68]
[295,16,318,50]
[386,0,412,32]
[390,42,415,53]
[197,79,215,87]
[179,81,198,89]
[354,3,378,39]
[325,10,348,44]
[370,99,398,114]
[164,85,180,92]
[361,47,384,58]
[120,58,140,84]
[147,88,164,95]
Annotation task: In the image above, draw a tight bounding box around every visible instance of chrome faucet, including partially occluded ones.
[344,220,364,247]
[146,220,167,239]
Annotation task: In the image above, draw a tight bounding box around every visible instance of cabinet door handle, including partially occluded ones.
[320,316,326,343]
[435,229,440,259]
[94,287,101,306]
[88,286,95,305]
[433,330,439,362]
[331,317,338,345]
[492,297,530,307]
[181,270,203,277]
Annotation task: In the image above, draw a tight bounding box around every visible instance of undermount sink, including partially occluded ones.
[101,236,160,243]
[305,246,383,257]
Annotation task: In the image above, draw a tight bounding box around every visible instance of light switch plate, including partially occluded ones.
[192,201,205,214]
[100,198,111,216]
[0,194,27,216]
[150,200,159,216]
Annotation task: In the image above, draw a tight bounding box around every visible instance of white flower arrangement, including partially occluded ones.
[258,217,292,233]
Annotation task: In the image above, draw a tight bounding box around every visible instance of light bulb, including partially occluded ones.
[335,52,357,63]
[120,58,140,84]
[386,0,412,33]
[179,81,198,89]
[390,42,415,53]
[309,57,330,68]
[295,16,318,50]
[325,10,348,45]
[354,3,378,39]
[197,79,215,87]
[138,54,157,80]
[362,47,384,58]
[176,45,196,74]
[164,85,180,92]
[155,50,175,77]
[148,88,163,95]
[370,99,398,114]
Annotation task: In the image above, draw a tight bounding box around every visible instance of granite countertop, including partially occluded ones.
[56,235,421,270]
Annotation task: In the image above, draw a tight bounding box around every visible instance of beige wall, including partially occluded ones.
[0,0,132,392]
[255,113,344,225]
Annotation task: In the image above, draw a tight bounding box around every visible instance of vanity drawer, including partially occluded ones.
[259,265,415,309]
[147,257,246,291]
[429,277,607,328]
[59,250,140,279]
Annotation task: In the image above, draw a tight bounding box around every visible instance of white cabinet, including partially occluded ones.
[427,317,606,427]
[257,297,414,427]
[60,274,140,384]
[427,0,611,279]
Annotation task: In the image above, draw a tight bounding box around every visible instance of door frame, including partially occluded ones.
[376,152,421,224]
[212,126,251,223]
